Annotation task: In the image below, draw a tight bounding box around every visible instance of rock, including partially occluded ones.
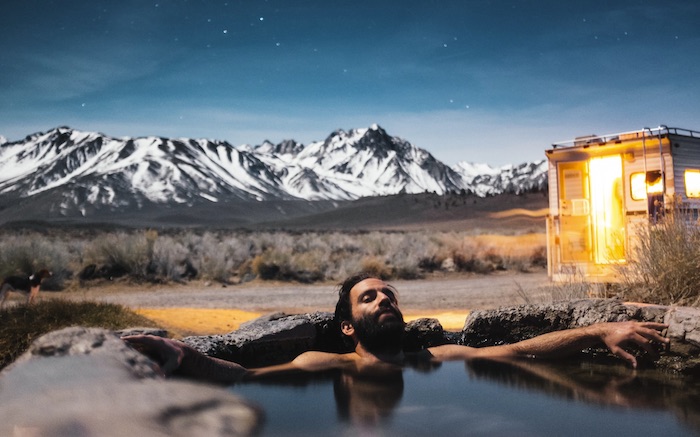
[403,318,449,351]
[460,299,665,347]
[116,327,169,338]
[4,326,162,379]
[0,327,263,436]
[460,299,700,374]
[659,306,700,374]
[183,312,345,367]
[665,306,700,347]
[441,257,456,272]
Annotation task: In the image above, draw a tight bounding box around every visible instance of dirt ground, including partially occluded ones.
[53,271,553,336]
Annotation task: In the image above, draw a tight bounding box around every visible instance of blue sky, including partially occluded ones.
[1,0,699,166]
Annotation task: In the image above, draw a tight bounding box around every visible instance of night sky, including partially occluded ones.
[1,0,699,165]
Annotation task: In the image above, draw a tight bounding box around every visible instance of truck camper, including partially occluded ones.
[545,126,700,282]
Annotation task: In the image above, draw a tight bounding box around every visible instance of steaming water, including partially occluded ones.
[232,360,700,436]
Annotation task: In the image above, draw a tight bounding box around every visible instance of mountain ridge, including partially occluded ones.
[0,125,548,227]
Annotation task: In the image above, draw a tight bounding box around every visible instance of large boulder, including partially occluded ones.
[183,311,345,367]
[662,306,700,373]
[460,299,667,347]
[403,317,451,351]
[461,299,700,374]
[0,327,263,436]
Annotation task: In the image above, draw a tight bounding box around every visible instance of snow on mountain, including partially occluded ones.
[0,125,547,216]
[452,160,548,196]
[452,161,500,181]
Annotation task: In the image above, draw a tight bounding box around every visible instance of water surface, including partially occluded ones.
[232,359,700,436]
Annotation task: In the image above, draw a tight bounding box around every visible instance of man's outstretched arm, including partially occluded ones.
[123,335,248,383]
[428,321,669,368]
[123,335,355,382]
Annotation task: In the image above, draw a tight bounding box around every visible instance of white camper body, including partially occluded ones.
[545,126,700,282]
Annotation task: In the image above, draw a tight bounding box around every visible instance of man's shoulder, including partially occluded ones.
[292,350,359,371]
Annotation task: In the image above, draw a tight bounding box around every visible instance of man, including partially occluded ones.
[124,273,669,383]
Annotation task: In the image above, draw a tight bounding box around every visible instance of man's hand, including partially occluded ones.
[597,321,669,368]
[123,335,187,376]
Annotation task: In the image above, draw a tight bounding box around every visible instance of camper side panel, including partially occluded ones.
[670,136,700,210]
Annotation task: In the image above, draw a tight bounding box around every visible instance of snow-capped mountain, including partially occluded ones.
[453,160,548,197]
[0,125,547,217]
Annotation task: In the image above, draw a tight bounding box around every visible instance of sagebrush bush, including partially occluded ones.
[84,232,152,277]
[359,256,393,279]
[617,204,700,306]
[196,233,237,282]
[152,236,190,280]
[0,228,547,286]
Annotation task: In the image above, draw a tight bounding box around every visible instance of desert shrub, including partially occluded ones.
[359,256,393,279]
[483,249,506,271]
[288,250,328,283]
[193,232,236,283]
[617,204,700,306]
[0,300,159,370]
[453,251,494,273]
[251,249,291,280]
[83,231,152,278]
[418,255,445,272]
[151,236,192,281]
[0,228,548,285]
[529,246,548,269]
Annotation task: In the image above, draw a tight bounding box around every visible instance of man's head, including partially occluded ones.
[335,273,405,354]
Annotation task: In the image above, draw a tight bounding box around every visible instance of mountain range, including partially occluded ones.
[0,125,547,228]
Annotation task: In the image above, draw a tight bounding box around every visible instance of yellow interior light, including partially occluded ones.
[630,171,663,200]
[686,170,700,198]
[589,156,624,263]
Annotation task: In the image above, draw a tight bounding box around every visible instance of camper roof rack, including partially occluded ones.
[550,126,700,149]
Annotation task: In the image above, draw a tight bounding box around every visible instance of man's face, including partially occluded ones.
[347,278,405,353]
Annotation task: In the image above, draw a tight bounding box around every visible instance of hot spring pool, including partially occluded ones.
[231,359,700,436]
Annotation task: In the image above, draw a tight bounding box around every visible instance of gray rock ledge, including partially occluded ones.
[0,327,263,437]
[183,300,700,373]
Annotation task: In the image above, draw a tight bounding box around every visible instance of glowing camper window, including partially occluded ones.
[686,170,700,198]
[630,171,663,200]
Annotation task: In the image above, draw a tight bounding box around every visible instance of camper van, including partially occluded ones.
[545,126,700,282]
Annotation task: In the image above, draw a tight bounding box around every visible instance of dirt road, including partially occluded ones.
[52,272,552,334]
[62,272,551,314]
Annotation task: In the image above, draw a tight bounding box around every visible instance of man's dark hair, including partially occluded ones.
[334,272,376,323]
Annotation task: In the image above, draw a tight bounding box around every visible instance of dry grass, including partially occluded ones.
[0,300,160,370]
[616,203,700,306]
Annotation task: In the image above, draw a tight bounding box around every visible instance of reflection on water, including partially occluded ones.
[232,359,700,436]
[333,364,404,426]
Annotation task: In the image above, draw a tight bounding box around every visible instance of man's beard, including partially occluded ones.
[352,308,405,355]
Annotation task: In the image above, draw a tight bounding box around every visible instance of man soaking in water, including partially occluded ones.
[124,273,669,383]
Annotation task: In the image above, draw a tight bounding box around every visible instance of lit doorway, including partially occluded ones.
[589,155,625,264]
